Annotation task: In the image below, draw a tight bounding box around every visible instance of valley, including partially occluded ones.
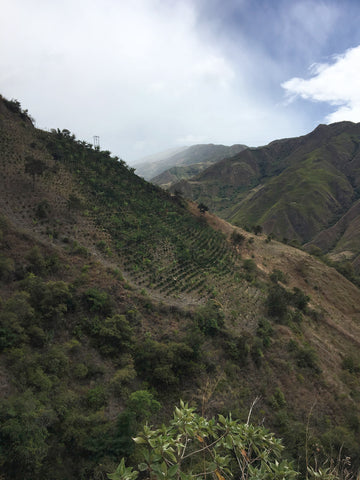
[0,95,360,479]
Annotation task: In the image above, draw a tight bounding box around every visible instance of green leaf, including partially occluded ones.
[138,463,148,472]
[161,461,168,474]
[165,450,177,463]
[218,414,226,425]
[168,464,179,477]
[133,436,147,444]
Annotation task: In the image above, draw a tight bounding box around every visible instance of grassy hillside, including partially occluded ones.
[171,123,360,274]
[1,96,360,480]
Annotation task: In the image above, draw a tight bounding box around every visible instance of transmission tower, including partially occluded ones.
[93,136,100,150]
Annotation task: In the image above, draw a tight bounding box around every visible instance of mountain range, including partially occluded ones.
[169,122,360,273]
[135,143,247,184]
[0,95,360,479]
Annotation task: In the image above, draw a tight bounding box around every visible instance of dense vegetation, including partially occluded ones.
[0,96,360,479]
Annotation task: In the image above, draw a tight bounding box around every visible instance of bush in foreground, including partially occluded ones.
[108,401,298,480]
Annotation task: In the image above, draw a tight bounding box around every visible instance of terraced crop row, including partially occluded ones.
[119,219,240,298]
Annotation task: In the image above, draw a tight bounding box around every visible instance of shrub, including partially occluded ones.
[256,318,273,348]
[25,156,47,186]
[110,364,136,393]
[0,254,14,280]
[97,314,134,356]
[267,284,289,322]
[27,325,46,347]
[0,311,26,350]
[135,337,197,386]
[295,344,321,373]
[3,291,34,326]
[291,287,309,311]
[270,269,287,284]
[86,385,108,410]
[198,202,209,214]
[37,280,73,321]
[109,401,298,480]
[227,334,252,366]
[73,363,88,379]
[342,355,360,374]
[35,200,51,219]
[41,345,69,376]
[83,288,113,315]
[252,224,263,235]
[127,390,161,422]
[231,230,245,245]
[26,246,47,275]
[0,390,53,477]
[243,258,257,281]
[194,300,225,336]
[270,387,287,410]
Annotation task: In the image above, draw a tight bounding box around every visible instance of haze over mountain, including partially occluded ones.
[135,143,247,183]
[171,122,360,273]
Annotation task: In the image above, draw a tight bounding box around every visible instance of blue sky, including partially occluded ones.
[1,0,360,164]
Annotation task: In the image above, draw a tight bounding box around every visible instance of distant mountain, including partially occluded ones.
[135,143,247,183]
[133,145,188,168]
[171,122,360,271]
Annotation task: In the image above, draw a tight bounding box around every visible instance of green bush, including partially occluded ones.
[86,385,108,410]
[256,318,273,348]
[194,300,225,336]
[295,344,321,373]
[0,390,54,479]
[21,275,73,323]
[83,288,113,315]
[243,258,257,281]
[41,345,69,376]
[231,230,245,245]
[291,287,309,311]
[267,284,289,321]
[26,246,47,275]
[270,269,287,284]
[135,337,196,386]
[97,314,134,356]
[109,401,298,480]
[0,311,26,350]
[0,253,14,280]
[227,334,252,366]
[270,387,287,410]
[342,354,360,374]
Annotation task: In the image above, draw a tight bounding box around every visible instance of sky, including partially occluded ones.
[1,0,360,165]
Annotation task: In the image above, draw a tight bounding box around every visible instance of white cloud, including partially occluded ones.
[282,45,360,123]
[287,1,339,46]
[0,0,322,161]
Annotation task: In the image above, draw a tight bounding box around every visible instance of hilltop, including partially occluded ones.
[0,96,360,479]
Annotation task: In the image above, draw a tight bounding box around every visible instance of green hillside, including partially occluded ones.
[171,123,360,273]
[1,96,360,480]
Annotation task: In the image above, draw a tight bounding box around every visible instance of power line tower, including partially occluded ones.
[93,136,100,150]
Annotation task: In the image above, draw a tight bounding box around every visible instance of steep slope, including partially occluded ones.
[1,96,360,479]
[307,199,360,267]
[135,143,247,182]
[172,122,360,271]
